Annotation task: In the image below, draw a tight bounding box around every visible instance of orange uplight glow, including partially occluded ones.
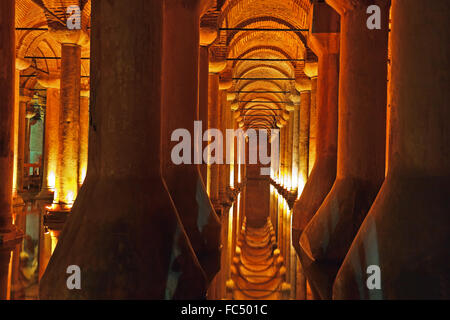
[48,171,56,191]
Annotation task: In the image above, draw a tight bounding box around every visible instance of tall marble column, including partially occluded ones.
[198,28,217,185]
[53,43,81,208]
[40,0,208,299]
[36,76,60,201]
[207,73,221,204]
[291,104,300,192]
[0,0,22,298]
[304,63,318,175]
[161,0,221,287]
[296,78,311,192]
[78,88,89,188]
[334,0,450,300]
[292,2,340,299]
[300,0,389,299]
[12,59,30,215]
[0,0,22,243]
[17,95,32,193]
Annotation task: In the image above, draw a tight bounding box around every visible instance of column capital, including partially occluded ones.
[209,60,227,74]
[304,62,318,79]
[289,92,301,105]
[37,73,60,89]
[326,0,388,15]
[295,77,312,93]
[326,0,357,15]
[48,29,90,47]
[16,58,31,71]
[308,1,340,56]
[219,79,233,91]
[200,26,218,46]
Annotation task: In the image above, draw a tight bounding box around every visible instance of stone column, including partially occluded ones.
[12,59,29,214]
[207,73,221,204]
[36,76,60,201]
[79,89,89,187]
[300,0,389,299]
[199,28,217,186]
[291,104,300,192]
[0,0,22,245]
[334,0,450,300]
[292,3,340,297]
[287,111,294,190]
[219,91,230,206]
[304,63,318,175]
[53,43,81,209]
[40,0,207,299]
[199,47,209,185]
[279,126,286,187]
[296,78,311,193]
[17,95,32,193]
[161,0,221,286]
[205,72,221,299]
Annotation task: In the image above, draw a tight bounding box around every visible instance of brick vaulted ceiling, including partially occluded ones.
[211,0,313,130]
[15,0,313,130]
[15,0,91,93]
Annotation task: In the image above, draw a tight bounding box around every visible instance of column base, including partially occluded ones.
[299,177,383,299]
[292,155,337,257]
[44,205,71,232]
[333,174,450,300]
[36,188,55,201]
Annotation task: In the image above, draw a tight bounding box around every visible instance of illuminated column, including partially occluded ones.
[205,72,226,299]
[334,0,450,300]
[52,43,81,210]
[199,28,217,185]
[279,126,286,187]
[12,59,30,214]
[0,1,22,299]
[41,0,209,299]
[232,120,239,256]
[198,47,209,185]
[219,90,231,208]
[36,76,60,200]
[300,0,389,299]
[0,0,22,245]
[207,73,220,205]
[219,86,233,299]
[296,78,311,193]
[17,95,32,193]
[24,111,33,166]
[292,2,340,288]
[161,0,221,288]
[286,110,294,190]
[304,63,318,174]
[291,103,300,192]
[79,89,89,187]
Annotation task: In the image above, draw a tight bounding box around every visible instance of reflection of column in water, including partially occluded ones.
[10,203,26,299]
[0,249,13,300]
[38,228,53,281]
[10,244,21,299]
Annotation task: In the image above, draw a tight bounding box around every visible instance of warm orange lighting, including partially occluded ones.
[65,191,75,208]
[297,175,306,199]
[50,231,58,254]
[48,171,56,191]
